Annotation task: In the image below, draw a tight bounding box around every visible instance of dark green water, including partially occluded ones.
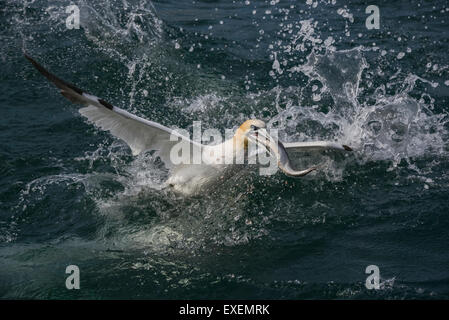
[1,0,449,299]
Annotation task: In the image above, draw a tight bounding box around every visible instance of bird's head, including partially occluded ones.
[233,119,319,177]
[234,119,268,150]
[237,119,266,136]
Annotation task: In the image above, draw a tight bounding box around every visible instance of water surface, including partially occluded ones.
[1,0,449,299]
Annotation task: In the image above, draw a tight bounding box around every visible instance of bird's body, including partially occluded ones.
[25,54,352,196]
[166,163,235,195]
[166,126,252,194]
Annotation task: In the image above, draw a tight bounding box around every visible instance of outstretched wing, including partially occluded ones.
[282,141,353,152]
[25,54,200,168]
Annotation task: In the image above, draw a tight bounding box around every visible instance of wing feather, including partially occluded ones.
[25,53,200,167]
[283,141,352,152]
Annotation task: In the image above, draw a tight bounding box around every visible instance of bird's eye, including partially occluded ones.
[250,125,259,130]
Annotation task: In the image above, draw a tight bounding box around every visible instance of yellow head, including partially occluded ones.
[234,119,267,149]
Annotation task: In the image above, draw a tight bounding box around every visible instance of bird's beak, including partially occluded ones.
[248,129,318,177]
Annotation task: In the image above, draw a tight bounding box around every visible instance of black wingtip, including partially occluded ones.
[343,145,353,151]
[24,52,39,69]
[24,53,44,72]
[24,53,84,96]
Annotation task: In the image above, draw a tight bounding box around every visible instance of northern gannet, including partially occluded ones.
[25,54,352,195]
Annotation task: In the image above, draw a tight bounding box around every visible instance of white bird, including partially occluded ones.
[25,54,352,195]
